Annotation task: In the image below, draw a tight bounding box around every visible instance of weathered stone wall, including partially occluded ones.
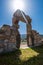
[32,30,42,46]
[0,10,43,53]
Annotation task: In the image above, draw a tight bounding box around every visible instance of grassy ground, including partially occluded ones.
[0,45,43,65]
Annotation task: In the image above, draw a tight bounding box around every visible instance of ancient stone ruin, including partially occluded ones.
[0,10,43,52]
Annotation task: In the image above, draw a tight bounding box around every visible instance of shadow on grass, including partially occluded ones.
[22,45,43,65]
[0,45,43,65]
[0,49,22,65]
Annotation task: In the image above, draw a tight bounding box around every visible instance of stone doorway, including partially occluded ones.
[18,22,27,47]
[12,9,32,48]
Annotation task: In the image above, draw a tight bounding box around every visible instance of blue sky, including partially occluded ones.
[0,0,43,34]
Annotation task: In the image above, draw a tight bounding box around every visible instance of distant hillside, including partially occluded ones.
[21,34,43,39]
[40,35,43,38]
[21,34,27,40]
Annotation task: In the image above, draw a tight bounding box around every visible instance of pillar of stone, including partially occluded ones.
[12,16,21,48]
[12,24,21,48]
[27,22,32,46]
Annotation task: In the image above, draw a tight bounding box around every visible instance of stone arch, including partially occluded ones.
[0,10,42,50]
[12,10,33,48]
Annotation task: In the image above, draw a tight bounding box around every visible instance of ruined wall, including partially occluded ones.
[32,30,42,46]
[0,10,43,53]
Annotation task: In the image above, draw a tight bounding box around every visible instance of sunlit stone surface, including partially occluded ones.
[0,10,43,53]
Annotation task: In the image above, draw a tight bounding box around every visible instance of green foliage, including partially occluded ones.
[0,46,43,65]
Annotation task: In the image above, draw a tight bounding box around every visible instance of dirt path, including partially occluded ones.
[20,43,29,49]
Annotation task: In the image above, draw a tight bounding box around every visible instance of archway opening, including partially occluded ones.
[18,21,27,47]
[12,9,32,48]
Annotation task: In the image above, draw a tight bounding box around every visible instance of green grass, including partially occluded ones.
[0,45,43,65]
